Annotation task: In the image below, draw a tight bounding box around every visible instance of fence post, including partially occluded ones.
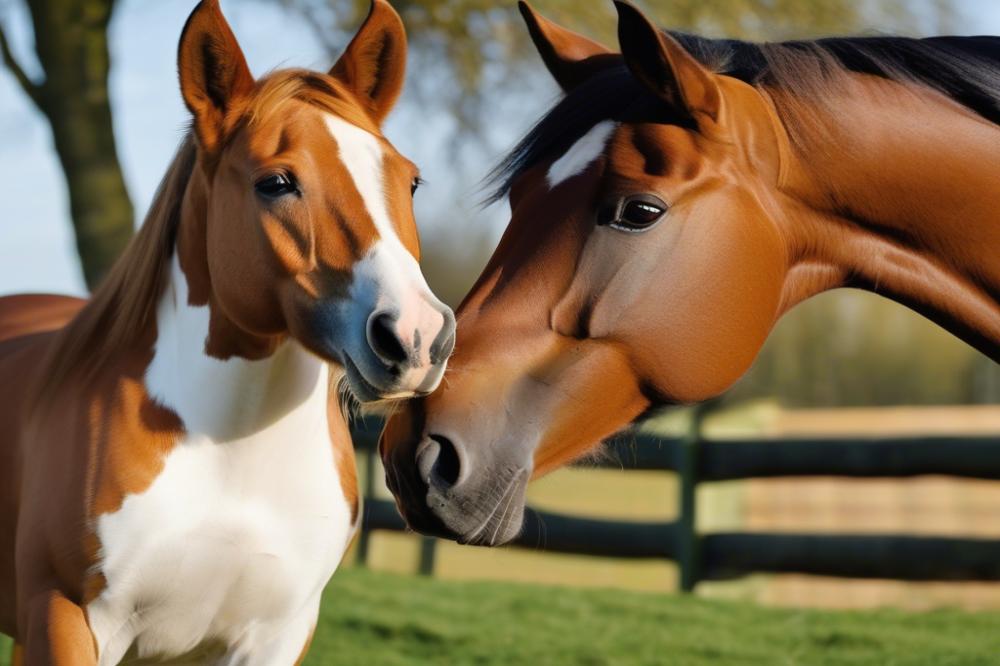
[355,435,377,567]
[418,537,437,576]
[677,401,712,593]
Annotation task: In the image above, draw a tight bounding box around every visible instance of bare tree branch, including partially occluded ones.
[0,20,42,110]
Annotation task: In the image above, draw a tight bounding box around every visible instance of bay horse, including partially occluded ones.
[0,0,454,662]
[380,0,1000,546]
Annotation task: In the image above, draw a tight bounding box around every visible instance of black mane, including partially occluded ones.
[489,33,1000,201]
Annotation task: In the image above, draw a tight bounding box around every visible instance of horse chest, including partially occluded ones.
[86,413,353,663]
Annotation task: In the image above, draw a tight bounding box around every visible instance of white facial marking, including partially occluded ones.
[323,115,395,242]
[547,120,617,189]
[87,259,355,664]
[323,114,450,393]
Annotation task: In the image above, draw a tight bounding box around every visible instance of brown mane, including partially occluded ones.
[37,70,375,402]
[35,135,197,402]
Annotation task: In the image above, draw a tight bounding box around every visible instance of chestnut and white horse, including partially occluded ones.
[0,0,452,662]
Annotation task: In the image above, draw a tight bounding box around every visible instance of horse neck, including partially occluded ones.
[779,76,1000,361]
[148,184,333,442]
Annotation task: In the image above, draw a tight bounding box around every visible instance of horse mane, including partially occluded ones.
[39,135,197,397]
[489,33,1000,201]
[40,70,365,398]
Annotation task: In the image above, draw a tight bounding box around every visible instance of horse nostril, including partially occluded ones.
[430,309,457,366]
[430,330,455,366]
[367,311,409,366]
[427,434,461,488]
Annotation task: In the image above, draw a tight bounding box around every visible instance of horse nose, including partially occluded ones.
[366,310,411,369]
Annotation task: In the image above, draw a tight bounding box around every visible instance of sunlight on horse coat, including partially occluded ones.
[381,0,1000,546]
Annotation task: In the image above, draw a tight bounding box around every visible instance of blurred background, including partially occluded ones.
[2,0,1000,616]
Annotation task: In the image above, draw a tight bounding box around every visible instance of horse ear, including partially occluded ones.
[330,0,407,125]
[614,0,721,126]
[178,0,255,153]
[518,1,614,92]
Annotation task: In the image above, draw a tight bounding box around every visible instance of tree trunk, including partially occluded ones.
[2,0,133,290]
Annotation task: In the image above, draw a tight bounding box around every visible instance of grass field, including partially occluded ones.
[2,564,998,664]
[305,568,1000,665]
[3,567,1000,664]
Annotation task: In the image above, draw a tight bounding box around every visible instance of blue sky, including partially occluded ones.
[1,0,1000,296]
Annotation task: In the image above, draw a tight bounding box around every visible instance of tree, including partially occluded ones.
[0,0,133,290]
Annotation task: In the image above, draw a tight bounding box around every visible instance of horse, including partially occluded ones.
[0,0,454,662]
[379,0,1000,546]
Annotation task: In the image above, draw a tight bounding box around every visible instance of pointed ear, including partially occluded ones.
[614,0,721,126]
[330,0,407,125]
[518,1,615,92]
[178,0,255,153]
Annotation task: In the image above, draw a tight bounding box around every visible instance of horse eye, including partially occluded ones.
[621,201,666,229]
[255,173,298,199]
[618,200,666,229]
[411,176,423,196]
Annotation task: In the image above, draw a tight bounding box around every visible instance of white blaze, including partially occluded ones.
[323,114,447,382]
[547,120,617,189]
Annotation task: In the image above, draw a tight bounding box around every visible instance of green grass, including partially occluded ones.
[303,567,1000,666]
[3,566,1000,664]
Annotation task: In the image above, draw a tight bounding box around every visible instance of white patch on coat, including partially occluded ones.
[547,120,617,189]
[323,114,449,392]
[86,257,354,664]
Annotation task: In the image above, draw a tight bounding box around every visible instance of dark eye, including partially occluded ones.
[606,195,667,232]
[255,173,298,199]
[411,176,423,196]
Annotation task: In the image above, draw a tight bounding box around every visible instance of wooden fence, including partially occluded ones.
[350,407,1000,592]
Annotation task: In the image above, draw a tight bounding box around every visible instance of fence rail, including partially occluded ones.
[351,412,1000,591]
